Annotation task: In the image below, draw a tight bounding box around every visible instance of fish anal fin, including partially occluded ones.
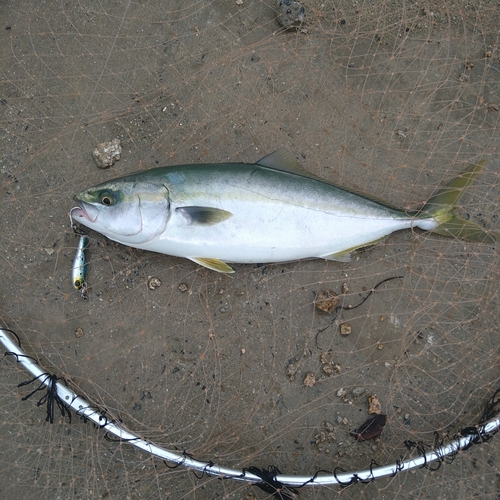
[190,257,234,273]
[321,236,389,263]
[176,206,233,226]
[323,250,352,263]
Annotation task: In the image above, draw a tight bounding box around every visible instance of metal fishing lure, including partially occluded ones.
[72,235,89,300]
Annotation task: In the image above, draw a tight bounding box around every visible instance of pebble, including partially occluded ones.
[320,350,334,364]
[148,277,162,290]
[276,0,305,27]
[368,394,382,414]
[323,421,334,432]
[285,363,297,381]
[314,289,339,314]
[340,323,352,336]
[352,386,366,397]
[92,139,121,168]
[303,372,316,387]
[322,364,334,376]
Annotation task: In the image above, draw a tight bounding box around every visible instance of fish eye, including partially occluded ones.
[99,191,115,206]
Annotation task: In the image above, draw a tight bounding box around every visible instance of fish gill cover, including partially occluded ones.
[0,1,499,499]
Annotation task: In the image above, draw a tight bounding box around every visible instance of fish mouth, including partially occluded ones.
[70,201,98,223]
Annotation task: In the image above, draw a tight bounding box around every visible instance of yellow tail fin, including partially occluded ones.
[419,160,500,244]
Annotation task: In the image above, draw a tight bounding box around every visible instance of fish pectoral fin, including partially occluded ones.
[190,257,234,273]
[176,206,233,226]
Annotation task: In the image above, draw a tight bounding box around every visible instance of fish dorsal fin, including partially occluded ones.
[257,148,404,211]
[256,148,323,179]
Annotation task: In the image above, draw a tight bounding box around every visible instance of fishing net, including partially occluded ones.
[1,1,499,499]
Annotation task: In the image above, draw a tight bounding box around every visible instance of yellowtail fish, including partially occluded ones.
[71,148,499,273]
[72,235,89,298]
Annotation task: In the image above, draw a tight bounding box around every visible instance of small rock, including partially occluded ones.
[314,289,339,314]
[323,421,334,432]
[320,350,334,364]
[148,277,162,290]
[315,430,327,444]
[286,363,297,381]
[276,0,305,27]
[352,386,366,397]
[339,323,352,336]
[92,139,122,168]
[74,327,84,338]
[368,395,382,414]
[322,364,334,376]
[303,372,316,387]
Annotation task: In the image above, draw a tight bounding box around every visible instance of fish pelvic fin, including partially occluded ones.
[190,257,234,273]
[419,160,500,243]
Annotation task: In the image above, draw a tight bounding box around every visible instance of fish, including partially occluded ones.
[72,235,89,298]
[71,148,499,273]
